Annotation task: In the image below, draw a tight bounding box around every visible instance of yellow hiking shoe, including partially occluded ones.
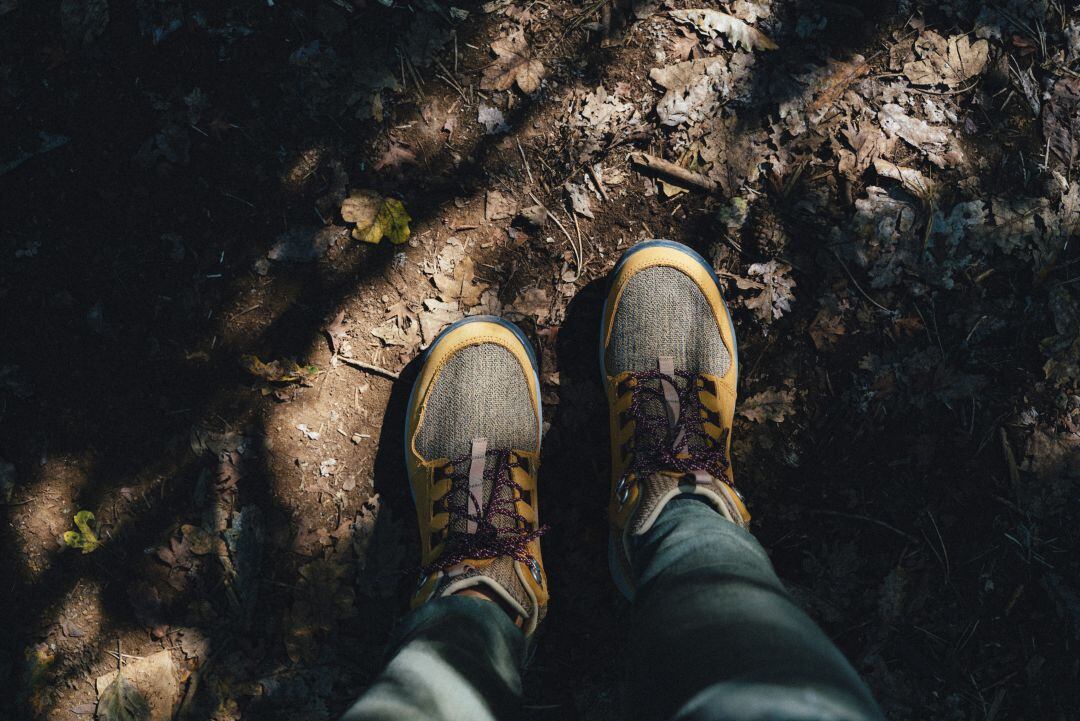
[404,316,548,634]
[600,240,750,598]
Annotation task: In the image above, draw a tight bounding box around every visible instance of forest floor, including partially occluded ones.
[2,0,1080,719]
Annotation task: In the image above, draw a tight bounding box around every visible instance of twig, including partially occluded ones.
[527,190,580,275]
[809,509,919,544]
[629,152,720,194]
[586,163,609,202]
[337,356,400,381]
[829,249,893,314]
[517,140,535,185]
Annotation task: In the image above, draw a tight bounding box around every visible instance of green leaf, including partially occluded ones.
[63,510,100,554]
[95,674,150,721]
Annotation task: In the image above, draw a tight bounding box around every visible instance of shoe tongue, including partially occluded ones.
[445,446,515,536]
[636,373,709,455]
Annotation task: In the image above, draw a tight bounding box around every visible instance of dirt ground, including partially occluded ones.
[3,0,1080,719]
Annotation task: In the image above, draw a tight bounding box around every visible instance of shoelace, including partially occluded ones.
[625,367,730,483]
[422,447,547,575]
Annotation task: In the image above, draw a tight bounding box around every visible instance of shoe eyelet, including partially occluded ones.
[615,475,632,506]
[527,557,543,585]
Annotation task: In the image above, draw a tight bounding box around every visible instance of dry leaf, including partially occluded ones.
[738,388,795,423]
[565,182,594,218]
[323,310,347,354]
[433,256,489,308]
[873,158,935,199]
[485,190,517,221]
[738,260,795,322]
[341,191,412,244]
[95,651,177,721]
[1044,76,1080,170]
[240,355,319,384]
[809,308,846,349]
[478,104,508,134]
[668,9,778,51]
[903,31,989,87]
[419,299,465,346]
[481,31,546,93]
[878,103,962,168]
[507,287,550,324]
[373,141,418,171]
[650,57,729,126]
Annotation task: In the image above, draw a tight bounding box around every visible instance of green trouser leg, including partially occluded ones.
[341,497,884,721]
[627,496,885,721]
[338,595,524,721]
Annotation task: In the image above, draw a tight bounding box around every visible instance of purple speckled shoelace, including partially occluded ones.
[625,366,730,483]
[422,447,547,575]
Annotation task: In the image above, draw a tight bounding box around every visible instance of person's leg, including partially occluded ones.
[599,240,883,721]
[626,496,883,721]
[340,316,549,721]
[339,595,524,721]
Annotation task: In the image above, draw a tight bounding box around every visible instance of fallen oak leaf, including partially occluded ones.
[481,31,546,93]
[902,31,988,88]
[738,388,795,424]
[668,9,778,51]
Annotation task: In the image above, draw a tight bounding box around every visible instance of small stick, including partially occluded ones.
[518,140,535,185]
[629,152,720,194]
[337,356,400,381]
[527,191,580,274]
[586,164,609,202]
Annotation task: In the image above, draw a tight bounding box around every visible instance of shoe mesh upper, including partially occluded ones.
[416,343,538,462]
[605,266,731,377]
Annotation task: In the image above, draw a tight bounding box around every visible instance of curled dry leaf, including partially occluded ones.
[902,31,989,87]
[873,158,935,200]
[650,57,729,126]
[668,9,778,51]
[738,260,795,322]
[738,388,795,424]
[481,31,546,93]
[240,355,319,384]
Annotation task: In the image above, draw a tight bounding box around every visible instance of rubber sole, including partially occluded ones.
[598,239,739,600]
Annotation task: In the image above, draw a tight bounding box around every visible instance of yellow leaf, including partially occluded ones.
[240,355,319,384]
[63,510,101,553]
[343,192,411,245]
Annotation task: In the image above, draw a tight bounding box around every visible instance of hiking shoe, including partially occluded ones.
[600,240,750,598]
[405,316,548,634]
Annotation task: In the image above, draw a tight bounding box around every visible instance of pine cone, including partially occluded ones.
[748,201,789,257]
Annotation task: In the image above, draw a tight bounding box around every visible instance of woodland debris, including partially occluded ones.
[481,31,546,93]
[630,152,720,193]
[95,650,176,721]
[668,9,778,51]
[903,31,989,87]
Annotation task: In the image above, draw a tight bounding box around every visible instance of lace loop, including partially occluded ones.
[422,448,547,575]
[624,368,730,482]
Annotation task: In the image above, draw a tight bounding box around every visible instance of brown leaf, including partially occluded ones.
[374,141,418,171]
[481,31,546,93]
[1044,76,1080,170]
[902,31,989,87]
[738,388,795,424]
[323,310,347,354]
[809,308,846,350]
[433,256,489,308]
